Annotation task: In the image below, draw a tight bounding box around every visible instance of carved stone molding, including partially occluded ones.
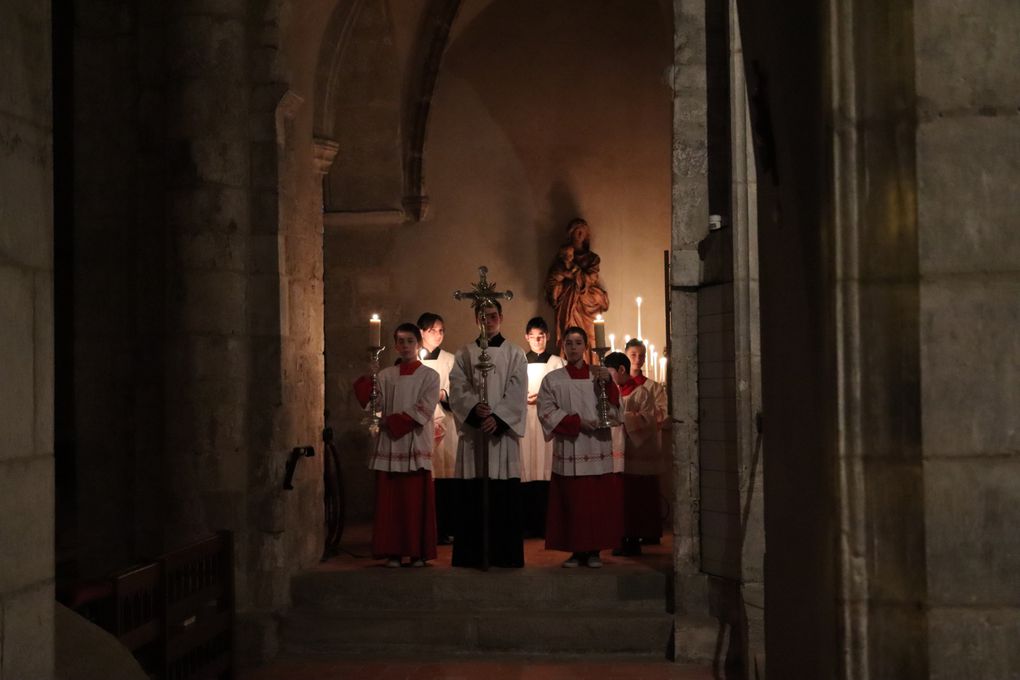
[312,137,340,175]
[275,90,305,148]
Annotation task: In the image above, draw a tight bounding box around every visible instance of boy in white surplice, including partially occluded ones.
[449,300,529,568]
[521,316,565,537]
[354,323,440,568]
[538,326,623,568]
[416,312,459,544]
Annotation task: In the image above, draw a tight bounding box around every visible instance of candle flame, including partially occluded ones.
[635,296,642,305]
[370,313,380,321]
[418,348,427,360]
[595,314,604,322]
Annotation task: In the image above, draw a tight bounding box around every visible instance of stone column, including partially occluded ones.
[161,0,251,547]
[670,0,713,661]
[0,1,54,677]
[728,1,764,673]
[915,2,1020,677]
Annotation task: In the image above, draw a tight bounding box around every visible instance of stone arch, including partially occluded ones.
[400,0,462,220]
[316,0,404,213]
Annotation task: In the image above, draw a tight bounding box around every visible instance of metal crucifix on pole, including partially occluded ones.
[453,266,513,571]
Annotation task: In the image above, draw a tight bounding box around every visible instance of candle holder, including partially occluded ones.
[593,346,615,430]
[361,345,386,435]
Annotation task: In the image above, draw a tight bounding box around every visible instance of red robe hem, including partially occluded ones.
[372,470,437,560]
[545,472,623,553]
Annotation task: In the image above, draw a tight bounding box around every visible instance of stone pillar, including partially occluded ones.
[670,0,713,660]
[161,0,251,549]
[0,0,55,677]
[915,2,1020,677]
[727,1,764,673]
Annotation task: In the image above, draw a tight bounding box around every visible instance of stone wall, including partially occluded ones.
[62,0,328,663]
[0,0,55,677]
[915,1,1020,676]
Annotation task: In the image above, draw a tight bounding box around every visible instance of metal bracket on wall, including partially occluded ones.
[283,446,316,490]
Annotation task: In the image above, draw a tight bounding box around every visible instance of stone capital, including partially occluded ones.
[312,137,340,175]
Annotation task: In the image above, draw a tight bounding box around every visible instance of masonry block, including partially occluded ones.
[0,118,52,270]
[0,456,53,592]
[925,458,1020,605]
[918,117,1020,275]
[0,0,50,123]
[165,15,244,80]
[928,606,1020,680]
[0,266,34,462]
[915,0,1020,112]
[180,229,247,272]
[181,270,247,335]
[190,139,250,188]
[2,582,54,680]
[166,186,249,234]
[921,278,1020,457]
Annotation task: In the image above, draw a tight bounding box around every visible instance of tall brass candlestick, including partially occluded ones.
[453,266,514,571]
[361,345,386,435]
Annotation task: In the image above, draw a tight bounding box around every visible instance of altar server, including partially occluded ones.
[354,323,440,568]
[539,326,623,568]
[605,351,660,555]
[520,317,565,536]
[624,338,667,546]
[449,301,529,568]
[417,312,459,543]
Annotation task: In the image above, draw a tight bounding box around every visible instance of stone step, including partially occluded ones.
[291,566,672,612]
[281,607,679,656]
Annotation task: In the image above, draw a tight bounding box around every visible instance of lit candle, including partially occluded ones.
[635,297,643,342]
[369,313,381,347]
[648,344,655,379]
[418,348,427,360]
[650,350,657,380]
[593,314,607,348]
[624,334,631,345]
[659,356,667,382]
[609,333,616,352]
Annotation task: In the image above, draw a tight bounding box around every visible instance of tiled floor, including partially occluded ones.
[242,656,715,679]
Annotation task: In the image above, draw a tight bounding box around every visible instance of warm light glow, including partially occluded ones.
[368,313,382,347]
[624,334,631,344]
[635,297,642,306]
[418,348,427,360]
[593,314,606,348]
[609,333,616,351]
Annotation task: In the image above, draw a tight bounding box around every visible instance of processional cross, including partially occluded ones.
[453,266,513,571]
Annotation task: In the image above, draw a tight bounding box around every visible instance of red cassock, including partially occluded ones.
[538,362,624,552]
[355,360,440,560]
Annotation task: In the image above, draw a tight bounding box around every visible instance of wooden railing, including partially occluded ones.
[59,531,234,680]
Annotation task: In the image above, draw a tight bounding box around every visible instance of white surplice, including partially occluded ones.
[521,354,565,482]
[368,363,440,473]
[421,348,459,478]
[449,338,529,480]
[537,366,620,477]
[617,382,659,474]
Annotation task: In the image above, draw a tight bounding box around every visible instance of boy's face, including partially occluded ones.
[525,328,548,354]
[421,320,444,351]
[394,331,421,362]
[610,365,630,385]
[625,346,645,374]
[562,332,587,364]
[477,305,502,338]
